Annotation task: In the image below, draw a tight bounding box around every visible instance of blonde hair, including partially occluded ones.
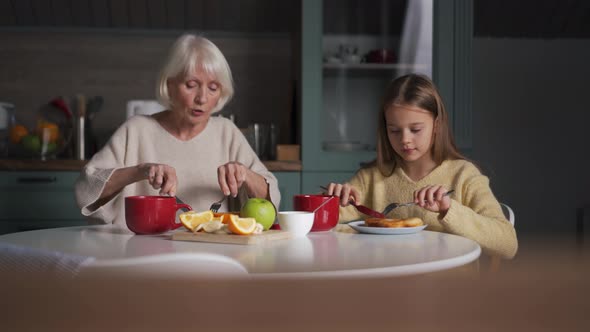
[156,34,234,113]
[374,74,467,176]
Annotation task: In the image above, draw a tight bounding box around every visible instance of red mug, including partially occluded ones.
[293,194,339,232]
[125,196,192,235]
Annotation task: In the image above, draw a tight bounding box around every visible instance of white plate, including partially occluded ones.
[348,220,427,235]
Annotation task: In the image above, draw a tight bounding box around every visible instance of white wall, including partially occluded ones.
[471,38,590,235]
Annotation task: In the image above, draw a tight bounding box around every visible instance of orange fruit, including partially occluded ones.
[227,214,257,235]
[179,210,214,231]
[9,125,28,144]
[37,121,60,143]
[213,212,240,224]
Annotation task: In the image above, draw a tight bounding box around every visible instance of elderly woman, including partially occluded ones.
[75,34,280,224]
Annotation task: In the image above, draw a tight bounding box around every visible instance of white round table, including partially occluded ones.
[0,224,481,279]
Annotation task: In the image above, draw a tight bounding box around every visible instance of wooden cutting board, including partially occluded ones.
[171,230,292,245]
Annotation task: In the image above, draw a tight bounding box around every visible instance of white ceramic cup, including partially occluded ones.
[278,211,314,238]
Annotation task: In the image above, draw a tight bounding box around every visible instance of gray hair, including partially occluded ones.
[156,34,234,113]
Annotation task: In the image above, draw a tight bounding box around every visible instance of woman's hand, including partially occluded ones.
[217,161,270,199]
[139,163,178,196]
[414,185,452,215]
[326,183,361,207]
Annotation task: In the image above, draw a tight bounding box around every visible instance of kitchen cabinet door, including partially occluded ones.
[273,171,300,211]
[301,171,355,197]
[0,171,86,234]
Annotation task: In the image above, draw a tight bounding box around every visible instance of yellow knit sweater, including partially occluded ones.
[340,159,518,259]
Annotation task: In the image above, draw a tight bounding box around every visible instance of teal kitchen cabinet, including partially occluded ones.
[300,0,472,179]
[0,171,86,234]
[301,171,355,197]
[273,171,301,211]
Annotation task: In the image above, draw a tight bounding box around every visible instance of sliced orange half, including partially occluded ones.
[179,210,214,231]
[226,214,257,235]
[213,212,240,224]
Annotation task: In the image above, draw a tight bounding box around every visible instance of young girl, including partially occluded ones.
[326,74,517,259]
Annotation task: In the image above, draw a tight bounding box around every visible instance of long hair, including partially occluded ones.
[374,74,467,176]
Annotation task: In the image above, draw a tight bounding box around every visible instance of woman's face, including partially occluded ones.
[385,103,435,165]
[167,66,222,125]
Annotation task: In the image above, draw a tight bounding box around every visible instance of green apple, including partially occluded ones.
[21,134,41,152]
[240,198,277,231]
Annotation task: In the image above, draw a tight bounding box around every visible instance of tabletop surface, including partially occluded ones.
[0,224,481,278]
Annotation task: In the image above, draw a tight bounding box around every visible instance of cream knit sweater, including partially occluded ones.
[340,159,517,259]
[74,115,280,226]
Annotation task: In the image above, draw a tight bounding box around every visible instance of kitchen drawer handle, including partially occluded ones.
[17,176,58,184]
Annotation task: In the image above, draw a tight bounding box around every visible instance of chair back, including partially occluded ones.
[79,253,249,279]
[500,203,515,226]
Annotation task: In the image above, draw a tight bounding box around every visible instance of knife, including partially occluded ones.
[350,202,386,219]
[319,186,385,219]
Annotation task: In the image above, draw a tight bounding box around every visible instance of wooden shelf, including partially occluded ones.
[323,62,429,70]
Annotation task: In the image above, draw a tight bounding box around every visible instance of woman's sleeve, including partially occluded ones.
[74,124,128,223]
[440,174,518,259]
[227,123,281,211]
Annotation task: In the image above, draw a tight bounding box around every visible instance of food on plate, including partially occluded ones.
[402,217,423,227]
[364,217,424,228]
[240,198,277,231]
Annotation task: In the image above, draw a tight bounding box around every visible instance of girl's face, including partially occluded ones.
[168,66,222,126]
[385,103,436,165]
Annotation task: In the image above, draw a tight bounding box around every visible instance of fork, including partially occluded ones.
[382,190,455,215]
[209,195,228,213]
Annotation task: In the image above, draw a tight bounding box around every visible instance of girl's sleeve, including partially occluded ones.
[74,124,129,223]
[439,174,518,259]
[337,169,368,223]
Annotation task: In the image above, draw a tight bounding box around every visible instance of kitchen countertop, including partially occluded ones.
[0,159,302,172]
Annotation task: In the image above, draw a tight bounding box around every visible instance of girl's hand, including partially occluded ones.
[326,183,361,207]
[139,163,178,196]
[414,185,452,215]
[217,161,249,198]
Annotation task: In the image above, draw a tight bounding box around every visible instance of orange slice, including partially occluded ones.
[226,214,257,235]
[213,212,240,224]
[179,210,214,231]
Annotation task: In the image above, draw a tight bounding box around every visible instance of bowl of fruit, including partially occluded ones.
[9,117,72,160]
[9,98,74,160]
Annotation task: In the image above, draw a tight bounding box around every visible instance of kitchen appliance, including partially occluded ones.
[126,100,165,118]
